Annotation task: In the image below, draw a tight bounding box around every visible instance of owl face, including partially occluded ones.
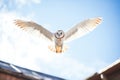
[55,30,65,39]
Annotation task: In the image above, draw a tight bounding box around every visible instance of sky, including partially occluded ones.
[0,0,120,80]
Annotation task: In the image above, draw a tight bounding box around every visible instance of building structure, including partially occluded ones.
[0,60,65,80]
[86,59,120,80]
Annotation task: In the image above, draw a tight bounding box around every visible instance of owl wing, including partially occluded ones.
[64,17,102,43]
[14,19,54,42]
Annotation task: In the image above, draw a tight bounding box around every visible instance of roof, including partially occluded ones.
[86,59,120,80]
[0,60,65,80]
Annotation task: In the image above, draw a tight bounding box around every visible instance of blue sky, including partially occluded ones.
[0,0,120,80]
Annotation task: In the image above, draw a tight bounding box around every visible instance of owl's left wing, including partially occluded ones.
[64,17,102,43]
[14,19,54,42]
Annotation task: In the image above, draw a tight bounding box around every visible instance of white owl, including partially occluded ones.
[14,17,102,53]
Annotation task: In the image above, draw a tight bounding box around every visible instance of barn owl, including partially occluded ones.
[14,17,102,53]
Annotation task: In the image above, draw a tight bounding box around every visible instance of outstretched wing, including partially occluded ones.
[14,19,54,42]
[64,17,102,43]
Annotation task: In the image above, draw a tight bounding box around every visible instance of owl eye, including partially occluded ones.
[60,32,62,35]
[57,32,59,35]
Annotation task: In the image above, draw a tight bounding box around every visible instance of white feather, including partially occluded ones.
[64,17,102,43]
[14,19,54,44]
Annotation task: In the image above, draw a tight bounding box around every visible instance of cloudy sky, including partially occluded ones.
[0,0,120,80]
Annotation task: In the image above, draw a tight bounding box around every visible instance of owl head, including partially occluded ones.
[55,30,65,39]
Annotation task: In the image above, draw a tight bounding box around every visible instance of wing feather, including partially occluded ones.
[65,17,102,43]
[14,19,54,42]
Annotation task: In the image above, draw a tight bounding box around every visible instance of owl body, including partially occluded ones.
[14,17,102,53]
[54,30,65,53]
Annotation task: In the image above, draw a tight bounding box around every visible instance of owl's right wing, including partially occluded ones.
[64,17,102,43]
[14,19,54,42]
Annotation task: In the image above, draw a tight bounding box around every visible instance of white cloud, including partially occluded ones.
[0,0,41,11]
[45,57,95,80]
[14,0,41,7]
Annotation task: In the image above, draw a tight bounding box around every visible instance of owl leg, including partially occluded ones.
[48,45,62,53]
[48,45,68,53]
[55,45,68,53]
[55,46,62,53]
